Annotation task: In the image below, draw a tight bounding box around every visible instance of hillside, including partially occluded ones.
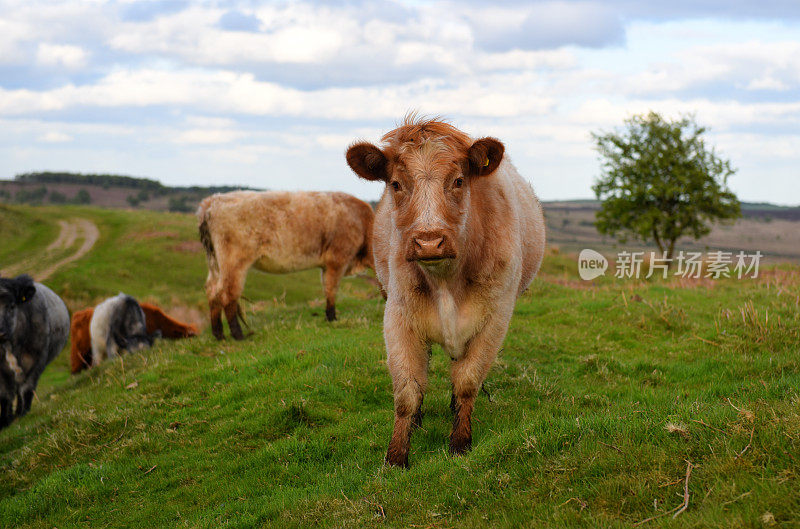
[0,172,257,212]
[0,204,798,527]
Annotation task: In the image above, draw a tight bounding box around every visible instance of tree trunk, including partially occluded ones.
[667,239,677,263]
[652,228,665,255]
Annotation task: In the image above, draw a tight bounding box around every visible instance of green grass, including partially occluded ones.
[1,204,799,528]
[0,205,59,269]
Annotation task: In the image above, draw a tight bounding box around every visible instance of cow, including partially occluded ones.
[140,303,199,339]
[0,274,69,429]
[197,191,374,340]
[90,294,157,366]
[70,303,197,374]
[346,116,546,467]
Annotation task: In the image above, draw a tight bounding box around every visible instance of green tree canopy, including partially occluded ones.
[592,112,741,260]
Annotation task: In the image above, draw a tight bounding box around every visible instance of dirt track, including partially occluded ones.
[1,218,99,281]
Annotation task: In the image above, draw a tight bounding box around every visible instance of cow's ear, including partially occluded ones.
[13,275,35,304]
[346,142,389,182]
[467,137,504,177]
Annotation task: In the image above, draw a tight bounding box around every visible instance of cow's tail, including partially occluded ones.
[197,199,218,273]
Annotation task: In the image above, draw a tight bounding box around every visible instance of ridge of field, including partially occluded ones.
[0,204,798,528]
[5,172,800,262]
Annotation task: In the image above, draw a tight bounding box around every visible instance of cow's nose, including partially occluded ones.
[412,233,447,260]
[414,236,443,251]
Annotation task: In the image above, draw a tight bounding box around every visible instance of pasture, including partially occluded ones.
[0,203,798,528]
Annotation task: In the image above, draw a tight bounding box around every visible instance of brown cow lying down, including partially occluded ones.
[70,303,198,373]
[346,116,546,467]
[197,191,374,340]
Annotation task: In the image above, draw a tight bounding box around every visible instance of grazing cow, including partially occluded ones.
[70,303,198,373]
[198,191,374,340]
[346,117,546,467]
[90,294,157,366]
[0,275,69,428]
[140,303,199,338]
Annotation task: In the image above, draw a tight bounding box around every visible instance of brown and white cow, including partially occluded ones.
[198,191,374,340]
[346,117,546,467]
[70,303,198,374]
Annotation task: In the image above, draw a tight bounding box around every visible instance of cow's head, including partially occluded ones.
[346,118,503,276]
[0,275,36,343]
[115,298,159,352]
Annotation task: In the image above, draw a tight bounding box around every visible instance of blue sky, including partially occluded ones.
[0,1,798,204]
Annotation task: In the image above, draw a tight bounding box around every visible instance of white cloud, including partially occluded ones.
[746,77,789,91]
[0,18,30,65]
[620,39,800,96]
[1,2,800,203]
[37,131,72,143]
[0,67,557,119]
[175,128,245,144]
[36,43,87,69]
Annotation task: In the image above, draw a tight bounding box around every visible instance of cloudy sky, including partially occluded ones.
[1,1,798,204]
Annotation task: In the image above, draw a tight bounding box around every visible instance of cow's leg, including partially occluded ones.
[18,387,33,416]
[0,395,12,428]
[224,301,244,341]
[205,268,225,340]
[449,313,511,455]
[321,264,344,321]
[384,310,428,468]
[209,299,224,340]
[18,369,42,416]
[106,336,121,359]
[218,265,247,341]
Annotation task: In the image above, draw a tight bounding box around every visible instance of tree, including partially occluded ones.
[168,195,194,213]
[592,112,741,261]
[49,190,67,203]
[72,189,92,204]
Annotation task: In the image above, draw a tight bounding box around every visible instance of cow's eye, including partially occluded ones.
[390,181,401,192]
[454,177,464,188]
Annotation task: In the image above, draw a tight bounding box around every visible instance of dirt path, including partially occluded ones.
[1,218,100,281]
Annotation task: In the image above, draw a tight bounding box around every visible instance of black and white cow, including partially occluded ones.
[0,274,69,429]
[90,294,157,366]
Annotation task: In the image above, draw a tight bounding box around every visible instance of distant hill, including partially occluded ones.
[544,199,800,221]
[544,200,800,262]
[0,172,259,212]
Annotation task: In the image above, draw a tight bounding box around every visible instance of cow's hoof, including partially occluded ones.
[449,435,472,456]
[325,306,337,322]
[385,450,409,468]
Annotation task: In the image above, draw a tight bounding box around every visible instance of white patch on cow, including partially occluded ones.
[90,293,126,366]
[410,179,447,232]
[4,346,23,383]
[431,286,478,361]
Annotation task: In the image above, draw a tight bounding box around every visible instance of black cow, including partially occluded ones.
[0,275,69,429]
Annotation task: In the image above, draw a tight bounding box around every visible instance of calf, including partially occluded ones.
[0,275,69,428]
[346,117,546,467]
[90,294,156,366]
[197,191,374,340]
[70,303,198,373]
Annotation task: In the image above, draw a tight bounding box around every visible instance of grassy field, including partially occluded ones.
[0,204,799,528]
